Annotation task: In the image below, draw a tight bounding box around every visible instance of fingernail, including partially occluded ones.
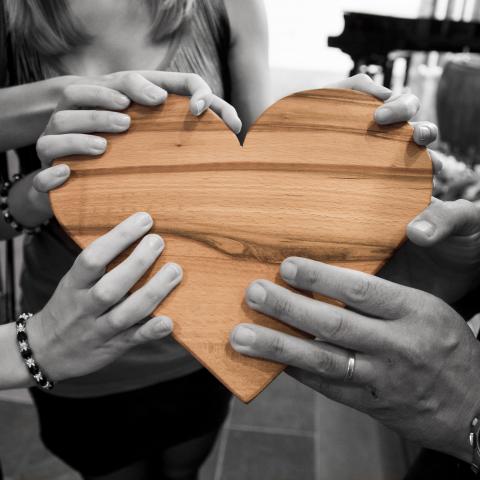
[135,212,152,227]
[90,137,107,154]
[248,283,267,304]
[232,326,256,347]
[147,234,164,252]
[53,164,69,177]
[412,220,435,237]
[162,263,182,282]
[195,99,206,115]
[419,126,430,142]
[153,317,173,334]
[111,113,131,128]
[113,93,130,108]
[234,118,242,134]
[375,107,392,124]
[144,86,166,103]
[281,261,297,281]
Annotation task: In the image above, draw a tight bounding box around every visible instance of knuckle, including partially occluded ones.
[89,110,101,124]
[50,111,66,131]
[105,312,123,332]
[91,86,106,103]
[312,349,336,375]
[131,253,152,271]
[78,248,104,273]
[36,136,51,160]
[123,71,142,85]
[324,310,346,340]
[91,284,117,305]
[267,335,285,356]
[353,73,371,85]
[305,266,321,287]
[61,84,78,102]
[345,276,371,304]
[271,294,295,320]
[143,286,164,305]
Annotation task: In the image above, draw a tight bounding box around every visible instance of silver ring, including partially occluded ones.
[344,353,356,381]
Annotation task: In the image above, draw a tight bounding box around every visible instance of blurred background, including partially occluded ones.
[2,1,480,479]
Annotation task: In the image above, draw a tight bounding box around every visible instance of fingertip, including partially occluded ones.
[374,107,392,125]
[280,260,298,282]
[406,219,437,245]
[232,117,242,135]
[153,316,173,336]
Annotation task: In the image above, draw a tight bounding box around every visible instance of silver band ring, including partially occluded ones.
[344,353,356,381]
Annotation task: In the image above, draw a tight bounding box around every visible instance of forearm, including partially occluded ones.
[0,75,77,152]
[0,321,33,390]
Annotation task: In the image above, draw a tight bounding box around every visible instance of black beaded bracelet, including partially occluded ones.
[16,313,55,390]
[1,173,50,234]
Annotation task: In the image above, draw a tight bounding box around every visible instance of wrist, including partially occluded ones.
[8,171,52,228]
[0,322,34,390]
[448,380,480,464]
[26,311,59,383]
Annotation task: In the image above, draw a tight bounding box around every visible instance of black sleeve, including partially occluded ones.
[452,285,480,322]
[0,0,9,88]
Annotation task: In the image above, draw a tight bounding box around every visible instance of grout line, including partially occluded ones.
[228,423,315,438]
[213,403,233,480]
[313,395,323,480]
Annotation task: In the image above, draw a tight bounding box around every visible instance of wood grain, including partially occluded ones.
[51,89,433,402]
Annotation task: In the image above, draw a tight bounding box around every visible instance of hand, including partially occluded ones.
[11,71,242,228]
[27,212,182,382]
[330,74,438,147]
[380,164,480,304]
[230,258,480,462]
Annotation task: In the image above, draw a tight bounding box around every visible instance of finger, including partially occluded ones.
[44,110,130,135]
[468,315,480,338]
[407,197,480,246]
[375,93,420,124]
[37,134,107,165]
[286,367,366,407]
[111,316,173,350]
[97,263,182,339]
[137,71,214,115]
[245,280,390,352]
[209,95,242,134]
[279,257,414,318]
[57,84,131,111]
[411,122,438,146]
[230,324,376,384]
[430,150,444,175]
[89,234,165,311]
[328,74,392,101]
[108,71,168,106]
[33,165,71,193]
[69,212,153,288]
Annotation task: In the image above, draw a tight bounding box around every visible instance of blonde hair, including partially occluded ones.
[5,0,194,58]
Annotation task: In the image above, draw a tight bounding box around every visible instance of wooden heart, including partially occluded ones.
[51,89,432,403]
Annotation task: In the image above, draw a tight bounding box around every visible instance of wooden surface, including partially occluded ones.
[50,89,432,402]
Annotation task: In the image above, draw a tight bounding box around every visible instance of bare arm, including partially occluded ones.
[224,0,271,140]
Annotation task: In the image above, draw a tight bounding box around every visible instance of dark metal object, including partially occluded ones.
[329,12,480,87]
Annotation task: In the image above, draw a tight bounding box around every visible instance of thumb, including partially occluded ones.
[407,197,480,247]
[33,164,71,193]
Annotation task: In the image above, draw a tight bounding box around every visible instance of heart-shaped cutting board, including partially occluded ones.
[51,89,432,403]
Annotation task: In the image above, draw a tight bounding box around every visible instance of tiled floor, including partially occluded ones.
[0,374,412,480]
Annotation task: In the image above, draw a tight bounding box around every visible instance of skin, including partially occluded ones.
[0,212,181,390]
[230,197,480,464]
